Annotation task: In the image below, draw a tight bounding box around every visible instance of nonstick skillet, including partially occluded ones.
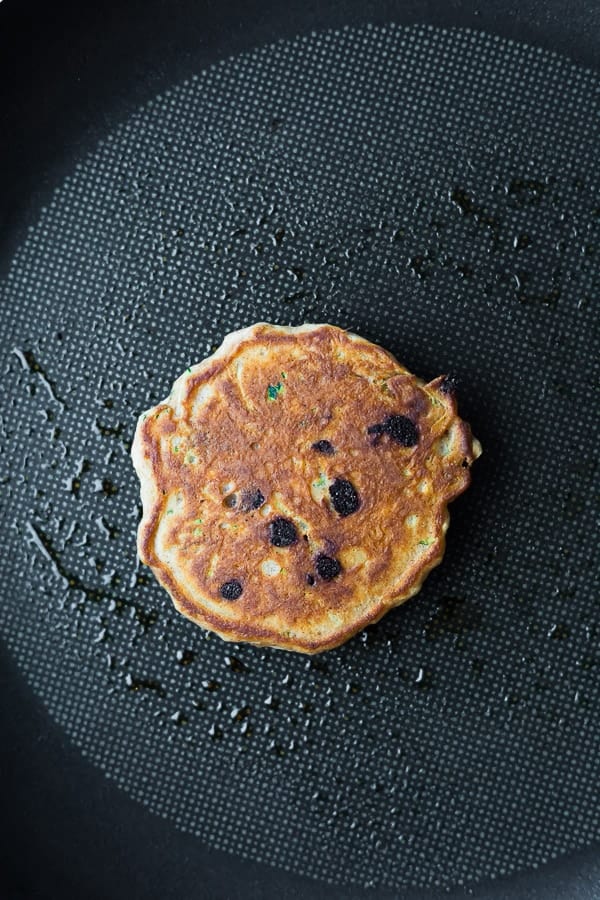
[1,1,599,898]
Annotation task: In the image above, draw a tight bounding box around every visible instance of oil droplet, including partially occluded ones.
[513,233,532,250]
[12,347,64,406]
[125,674,165,695]
[230,705,251,723]
[424,596,481,640]
[414,667,432,689]
[548,623,570,640]
[94,478,119,497]
[224,655,246,673]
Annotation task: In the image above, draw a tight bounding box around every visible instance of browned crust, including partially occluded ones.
[132,323,481,653]
[143,541,447,654]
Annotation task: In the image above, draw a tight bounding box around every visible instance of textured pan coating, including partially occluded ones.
[132,323,481,653]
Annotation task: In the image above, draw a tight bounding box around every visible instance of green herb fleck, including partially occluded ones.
[186,367,192,374]
[313,473,327,488]
[267,381,284,401]
[418,539,432,547]
[167,509,174,516]
[194,517,203,524]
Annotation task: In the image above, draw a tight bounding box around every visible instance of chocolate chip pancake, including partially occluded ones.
[131,323,481,653]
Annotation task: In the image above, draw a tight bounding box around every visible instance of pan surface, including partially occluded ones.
[1,5,599,899]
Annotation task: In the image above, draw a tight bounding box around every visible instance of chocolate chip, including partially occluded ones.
[440,375,459,395]
[315,554,342,580]
[311,439,335,455]
[269,517,298,547]
[329,478,360,517]
[223,493,237,508]
[368,414,419,447]
[385,415,419,446]
[240,488,265,511]
[306,574,315,586]
[220,580,243,600]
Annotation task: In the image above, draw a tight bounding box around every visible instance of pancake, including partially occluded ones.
[131,323,481,653]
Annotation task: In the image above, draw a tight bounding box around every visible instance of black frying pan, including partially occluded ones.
[1,2,599,899]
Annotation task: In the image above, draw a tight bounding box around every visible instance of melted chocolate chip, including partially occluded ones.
[440,375,459,395]
[315,554,342,580]
[329,478,360,517]
[240,488,265,511]
[306,573,315,586]
[385,415,419,446]
[312,439,335,455]
[220,579,243,600]
[368,414,419,447]
[223,493,237,508]
[269,517,298,547]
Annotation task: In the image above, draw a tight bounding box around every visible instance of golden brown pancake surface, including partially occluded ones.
[132,323,481,653]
